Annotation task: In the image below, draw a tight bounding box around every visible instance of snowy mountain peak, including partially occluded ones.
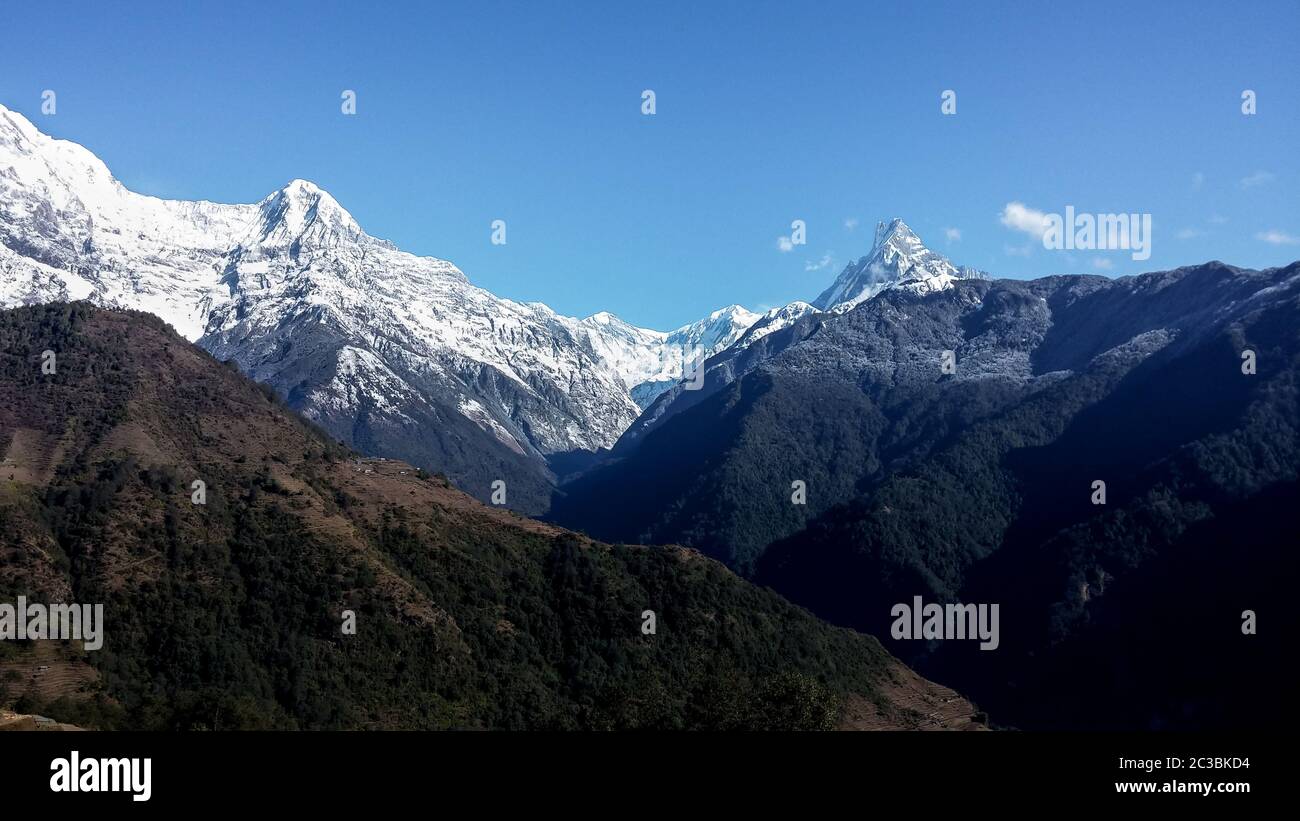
[251,178,366,248]
[0,103,134,216]
[874,217,918,249]
[671,304,760,346]
[570,302,766,410]
[581,310,648,334]
[813,218,979,312]
[0,103,40,146]
[0,103,55,152]
[732,300,818,348]
[708,303,760,324]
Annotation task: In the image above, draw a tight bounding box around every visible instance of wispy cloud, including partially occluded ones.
[1092,257,1114,270]
[1192,172,1204,190]
[843,217,859,232]
[1208,214,1229,225]
[804,252,835,272]
[1256,229,1299,245]
[1003,244,1033,258]
[944,227,961,243]
[776,236,794,252]
[1176,228,1203,240]
[1000,202,1051,239]
[1240,170,1275,189]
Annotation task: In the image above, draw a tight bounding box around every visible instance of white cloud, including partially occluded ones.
[776,236,794,252]
[844,217,859,232]
[1176,228,1203,240]
[1240,170,1275,189]
[1208,214,1229,225]
[1000,202,1051,239]
[1091,257,1114,270]
[1191,172,1204,190]
[944,227,961,243]
[804,252,835,272]
[1256,229,1299,245]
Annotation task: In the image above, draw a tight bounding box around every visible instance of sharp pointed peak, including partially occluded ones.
[872,217,922,252]
[263,178,336,206]
[282,178,326,195]
[813,216,968,311]
[251,178,363,247]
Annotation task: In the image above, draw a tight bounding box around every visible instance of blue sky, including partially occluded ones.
[2,0,1297,329]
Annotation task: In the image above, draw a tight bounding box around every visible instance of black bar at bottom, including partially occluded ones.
[0,731,1276,809]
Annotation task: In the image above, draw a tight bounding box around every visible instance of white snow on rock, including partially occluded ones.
[0,103,761,451]
[0,103,981,457]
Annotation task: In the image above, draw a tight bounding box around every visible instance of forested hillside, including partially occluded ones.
[0,303,975,730]
[554,262,1300,729]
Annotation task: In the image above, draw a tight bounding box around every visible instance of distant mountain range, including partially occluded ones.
[0,103,994,513]
[0,104,818,510]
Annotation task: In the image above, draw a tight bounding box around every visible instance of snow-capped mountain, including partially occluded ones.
[813,218,986,312]
[610,222,988,454]
[0,103,757,511]
[735,301,818,347]
[0,106,257,339]
[579,305,761,408]
[0,102,987,511]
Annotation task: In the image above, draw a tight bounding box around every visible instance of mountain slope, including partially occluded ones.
[0,302,980,730]
[553,269,1032,569]
[0,103,758,513]
[558,262,1298,565]
[553,259,1300,729]
[760,264,1300,728]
